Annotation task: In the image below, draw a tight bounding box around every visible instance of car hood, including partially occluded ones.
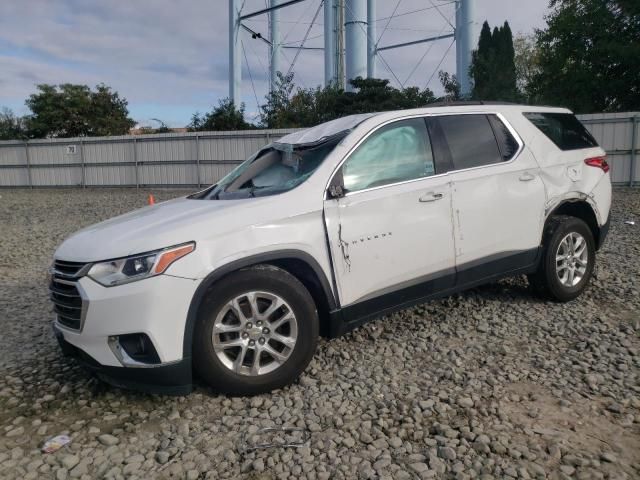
[54,197,248,262]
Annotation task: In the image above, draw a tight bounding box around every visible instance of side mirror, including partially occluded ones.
[327,169,345,199]
[328,185,345,199]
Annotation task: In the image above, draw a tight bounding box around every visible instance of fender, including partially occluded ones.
[541,193,608,249]
[544,191,604,226]
[182,249,337,359]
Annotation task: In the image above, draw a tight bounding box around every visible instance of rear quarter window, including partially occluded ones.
[523,112,598,151]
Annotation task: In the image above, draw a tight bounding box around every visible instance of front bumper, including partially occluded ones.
[54,325,192,395]
[52,273,200,394]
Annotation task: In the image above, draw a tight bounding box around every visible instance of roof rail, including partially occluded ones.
[425,100,522,107]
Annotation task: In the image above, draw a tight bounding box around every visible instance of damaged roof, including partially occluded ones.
[276,113,377,146]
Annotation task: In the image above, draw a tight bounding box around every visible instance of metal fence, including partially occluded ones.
[0,113,638,188]
[579,112,639,186]
[0,129,297,188]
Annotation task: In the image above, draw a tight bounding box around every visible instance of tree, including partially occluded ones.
[471,21,519,101]
[531,0,640,112]
[188,98,253,131]
[513,34,541,103]
[0,107,27,140]
[260,72,297,128]
[260,74,436,128]
[438,71,461,102]
[24,83,135,138]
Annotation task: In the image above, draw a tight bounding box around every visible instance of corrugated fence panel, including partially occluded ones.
[199,163,237,185]
[0,168,29,186]
[85,165,136,186]
[0,143,27,166]
[0,120,637,187]
[137,137,196,163]
[608,154,632,184]
[31,166,82,186]
[138,164,197,185]
[84,140,132,164]
[28,143,80,166]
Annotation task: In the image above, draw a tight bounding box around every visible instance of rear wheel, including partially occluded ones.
[528,215,596,302]
[193,265,318,395]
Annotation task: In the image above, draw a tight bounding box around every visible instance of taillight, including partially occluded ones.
[584,156,610,173]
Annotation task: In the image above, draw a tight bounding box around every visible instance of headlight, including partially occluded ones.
[87,242,195,287]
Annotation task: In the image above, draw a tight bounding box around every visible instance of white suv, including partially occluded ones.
[51,104,612,395]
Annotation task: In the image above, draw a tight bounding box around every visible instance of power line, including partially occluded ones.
[281,32,324,46]
[376,0,402,46]
[281,1,312,43]
[241,40,261,112]
[425,38,455,90]
[427,0,454,30]
[286,0,323,77]
[403,7,456,86]
[245,30,269,78]
[375,2,455,22]
[246,18,324,26]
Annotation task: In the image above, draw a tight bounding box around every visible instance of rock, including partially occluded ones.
[61,455,79,470]
[97,434,119,446]
[457,397,474,408]
[252,458,265,472]
[438,447,457,460]
[6,427,24,437]
[155,451,170,464]
[600,452,617,463]
[409,463,429,473]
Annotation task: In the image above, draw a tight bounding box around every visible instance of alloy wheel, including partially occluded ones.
[555,232,588,287]
[211,291,298,376]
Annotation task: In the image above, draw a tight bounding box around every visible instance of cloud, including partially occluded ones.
[0,0,549,126]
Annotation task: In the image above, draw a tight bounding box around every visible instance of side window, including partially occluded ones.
[436,114,503,170]
[488,115,520,161]
[523,112,598,150]
[341,118,435,193]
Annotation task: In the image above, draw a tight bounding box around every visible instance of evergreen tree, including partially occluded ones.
[471,21,519,101]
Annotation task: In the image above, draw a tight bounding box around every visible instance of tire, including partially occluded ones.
[193,265,319,395]
[528,215,596,302]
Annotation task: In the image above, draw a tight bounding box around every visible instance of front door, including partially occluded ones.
[323,117,456,309]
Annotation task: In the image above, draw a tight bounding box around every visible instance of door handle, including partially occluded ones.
[519,172,536,182]
[419,192,445,202]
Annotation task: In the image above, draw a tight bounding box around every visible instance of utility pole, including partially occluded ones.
[336,0,345,89]
[229,0,241,105]
[270,0,281,92]
[455,0,476,97]
[324,0,336,86]
[344,0,367,91]
[366,0,376,78]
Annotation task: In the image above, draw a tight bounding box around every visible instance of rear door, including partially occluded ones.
[430,113,546,283]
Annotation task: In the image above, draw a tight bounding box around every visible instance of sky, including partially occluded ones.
[0,0,551,127]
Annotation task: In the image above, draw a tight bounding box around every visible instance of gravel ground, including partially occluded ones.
[0,187,639,480]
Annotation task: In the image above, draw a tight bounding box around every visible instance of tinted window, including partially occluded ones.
[342,118,435,192]
[436,115,502,170]
[488,115,519,160]
[523,112,598,150]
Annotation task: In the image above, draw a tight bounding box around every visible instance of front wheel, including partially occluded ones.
[528,215,596,302]
[193,265,319,395]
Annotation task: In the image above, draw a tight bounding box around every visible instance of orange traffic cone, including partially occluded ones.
[147,194,155,205]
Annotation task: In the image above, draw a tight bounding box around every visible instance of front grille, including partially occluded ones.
[53,259,87,278]
[50,260,89,330]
